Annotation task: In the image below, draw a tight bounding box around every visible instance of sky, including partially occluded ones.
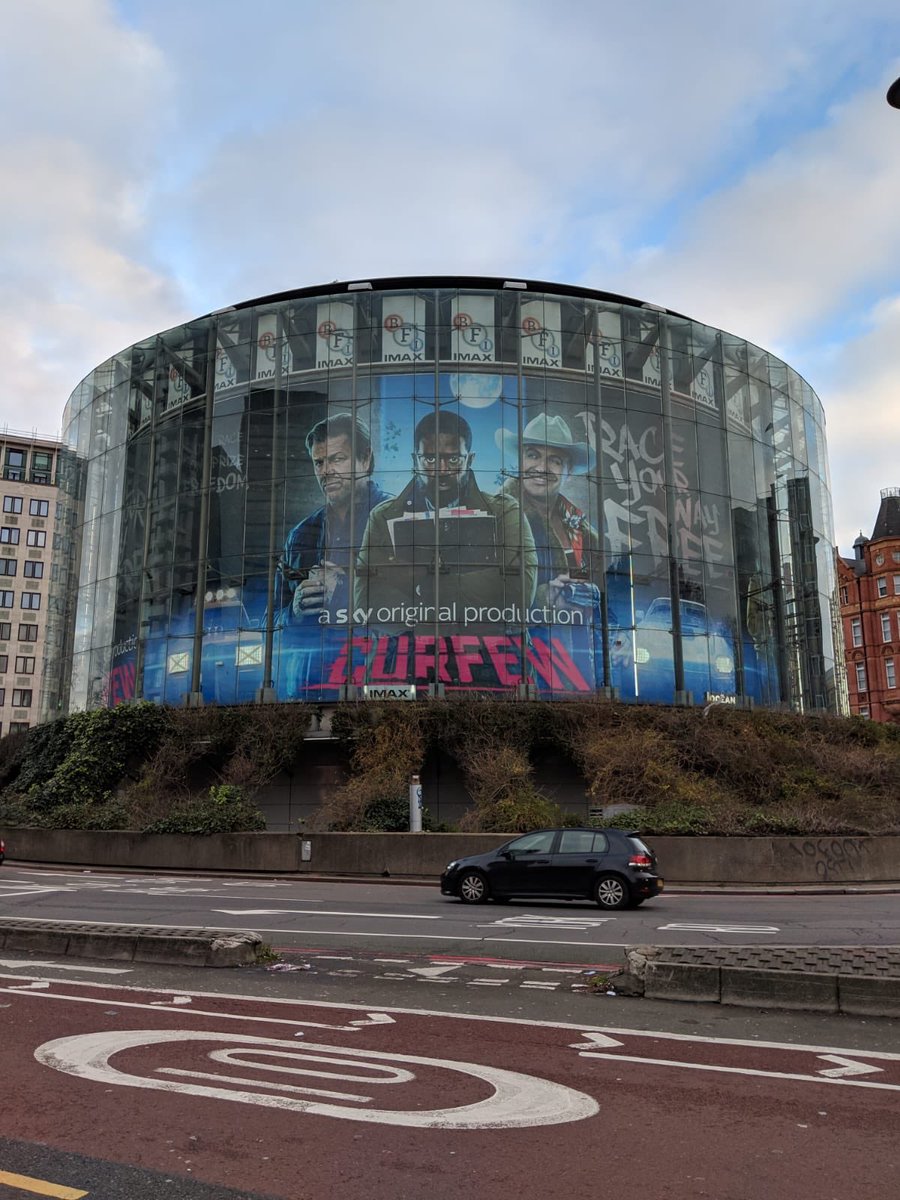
[1,0,898,554]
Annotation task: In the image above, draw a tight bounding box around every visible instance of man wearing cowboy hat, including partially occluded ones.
[502,412,600,611]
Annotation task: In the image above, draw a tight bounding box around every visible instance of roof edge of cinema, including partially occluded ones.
[224,276,690,323]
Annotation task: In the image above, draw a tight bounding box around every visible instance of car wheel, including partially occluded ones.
[458,870,489,904]
[594,874,630,910]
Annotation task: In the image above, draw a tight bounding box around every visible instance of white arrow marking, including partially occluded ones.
[817,1055,883,1078]
[212,910,302,915]
[349,1013,396,1027]
[0,958,131,975]
[408,964,462,979]
[569,1032,625,1051]
[658,923,780,934]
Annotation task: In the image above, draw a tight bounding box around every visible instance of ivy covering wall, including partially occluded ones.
[0,700,897,835]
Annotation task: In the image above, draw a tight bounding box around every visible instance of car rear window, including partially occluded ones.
[558,831,609,854]
[627,836,653,856]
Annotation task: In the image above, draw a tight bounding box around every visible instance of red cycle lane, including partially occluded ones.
[2,974,898,1200]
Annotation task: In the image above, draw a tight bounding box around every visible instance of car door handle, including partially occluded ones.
[527,858,551,865]
[584,857,598,863]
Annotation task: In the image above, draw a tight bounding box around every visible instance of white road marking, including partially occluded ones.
[817,1055,883,1078]
[213,909,441,920]
[11,975,900,1098]
[408,965,461,979]
[373,958,411,964]
[349,1013,395,1027]
[0,958,131,975]
[569,1032,625,1050]
[658,923,780,933]
[521,981,559,990]
[479,915,615,930]
[472,979,506,986]
[36,1029,599,1129]
[0,886,67,897]
[578,1051,900,1091]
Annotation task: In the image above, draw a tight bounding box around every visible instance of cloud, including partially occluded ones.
[820,294,900,550]
[0,0,188,432]
[602,86,900,345]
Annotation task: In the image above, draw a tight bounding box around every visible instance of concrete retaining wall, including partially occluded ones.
[3,827,900,884]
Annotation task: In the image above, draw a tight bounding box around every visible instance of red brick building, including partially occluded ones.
[837,487,900,723]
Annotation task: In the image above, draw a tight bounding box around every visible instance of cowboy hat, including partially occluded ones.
[499,412,595,473]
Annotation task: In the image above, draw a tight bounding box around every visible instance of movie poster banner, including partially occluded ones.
[129,369,774,709]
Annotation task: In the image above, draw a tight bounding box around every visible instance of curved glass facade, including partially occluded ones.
[48,276,843,715]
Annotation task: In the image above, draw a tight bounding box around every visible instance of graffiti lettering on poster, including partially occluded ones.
[575,411,728,570]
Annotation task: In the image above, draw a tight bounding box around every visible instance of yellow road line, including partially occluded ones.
[0,1170,88,1199]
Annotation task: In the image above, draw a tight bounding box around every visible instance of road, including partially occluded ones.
[2,865,899,965]
[2,965,899,1200]
[2,864,898,1198]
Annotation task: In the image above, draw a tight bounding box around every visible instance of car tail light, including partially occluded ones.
[629,853,653,868]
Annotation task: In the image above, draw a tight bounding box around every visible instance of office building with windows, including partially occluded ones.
[837,487,900,723]
[0,431,64,734]
[47,276,844,717]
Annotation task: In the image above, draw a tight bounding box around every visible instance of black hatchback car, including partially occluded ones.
[440,828,663,909]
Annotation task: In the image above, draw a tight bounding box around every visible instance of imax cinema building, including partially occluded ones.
[45,276,845,717]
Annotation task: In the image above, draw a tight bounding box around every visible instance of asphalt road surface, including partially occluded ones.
[2,966,898,1200]
[1,865,899,963]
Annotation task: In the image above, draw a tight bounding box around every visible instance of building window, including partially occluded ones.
[0,559,16,577]
[0,622,10,640]
[894,574,900,595]
[25,530,46,548]
[877,576,888,597]
[0,655,7,672]
[23,561,43,579]
[14,655,34,674]
[3,450,24,481]
[28,498,49,517]
[887,659,897,690]
[18,623,38,641]
[2,496,22,514]
[859,706,870,717]
[839,585,848,605]
[850,618,862,647]
[893,550,900,563]
[0,528,20,545]
[20,592,40,610]
[0,591,13,609]
[0,688,5,705]
[11,688,31,707]
[882,613,893,643]
[855,662,867,692]
[9,720,29,732]
[30,451,53,484]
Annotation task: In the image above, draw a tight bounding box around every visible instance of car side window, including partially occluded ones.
[506,832,555,856]
[591,833,609,853]
[558,831,595,854]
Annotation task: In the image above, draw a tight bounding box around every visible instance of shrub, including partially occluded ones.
[143,783,266,835]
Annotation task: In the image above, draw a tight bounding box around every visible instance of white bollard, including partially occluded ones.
[409,773,423,832]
